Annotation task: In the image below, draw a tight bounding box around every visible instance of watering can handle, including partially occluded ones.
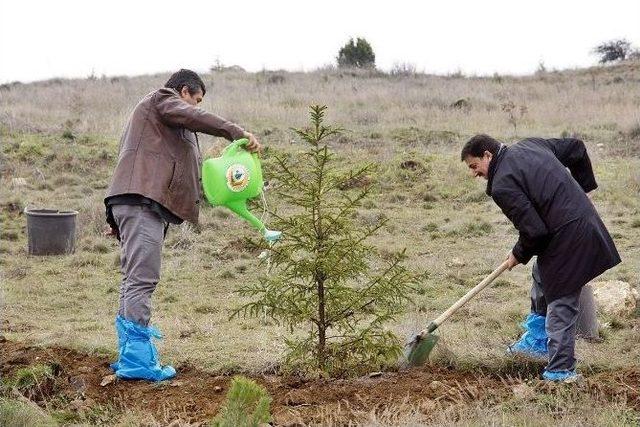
[223,138,250,157]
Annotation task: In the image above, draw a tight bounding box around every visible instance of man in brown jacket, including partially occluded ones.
[105,69,260,381]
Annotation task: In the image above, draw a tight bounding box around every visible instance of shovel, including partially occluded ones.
[402,260,510,367]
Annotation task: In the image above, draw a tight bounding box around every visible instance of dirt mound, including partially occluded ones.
[1,340,639,425]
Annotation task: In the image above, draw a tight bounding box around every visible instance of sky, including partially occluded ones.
[1,0,639,84]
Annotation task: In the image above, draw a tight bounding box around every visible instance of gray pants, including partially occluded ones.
[112,204,165,326]
[546,289,581,371]
[531,262,599,339]
[529,262,582,372]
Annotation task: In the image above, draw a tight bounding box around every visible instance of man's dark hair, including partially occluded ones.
[460,134,501,161]
[164,69,206,96]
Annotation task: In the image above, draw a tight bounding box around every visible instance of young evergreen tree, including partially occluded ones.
[212,376,271,427]
[235,106,412,377]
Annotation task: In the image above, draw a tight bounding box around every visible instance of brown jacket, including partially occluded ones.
[105,88,245,223]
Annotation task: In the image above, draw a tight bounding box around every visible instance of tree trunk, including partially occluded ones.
[317,273,326,371]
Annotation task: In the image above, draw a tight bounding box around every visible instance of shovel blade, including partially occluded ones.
[403,333,439,367]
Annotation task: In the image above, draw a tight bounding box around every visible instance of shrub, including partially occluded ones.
[592,39,634,63]
[337,37,375,69]
[211,376,271,427]
[500,99,527,136]
[266,73,285,84]
[626,123,640,140]
[451,98,471,111]
[61,129,75,141]
[390,62,417,77]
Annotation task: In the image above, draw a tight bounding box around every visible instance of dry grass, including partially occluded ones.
[317,396,639,427]
[1,61,639,424]
[2,62,639,145]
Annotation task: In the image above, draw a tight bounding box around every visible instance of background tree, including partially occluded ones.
[592,39,633,63]
[337,37,376,69]
[234,106,412,377]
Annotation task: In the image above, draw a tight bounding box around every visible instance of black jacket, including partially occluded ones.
[487,138,620,300]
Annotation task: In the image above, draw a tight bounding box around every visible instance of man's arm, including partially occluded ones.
[492,185,550,265]
[154,88,246,141]
[538,138,597,193]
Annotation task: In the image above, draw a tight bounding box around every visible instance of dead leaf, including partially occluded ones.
[100,374,116,387]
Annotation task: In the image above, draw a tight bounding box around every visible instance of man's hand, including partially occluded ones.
[506,252,520,271]
[104,225,117,238]
[243,132,262,153]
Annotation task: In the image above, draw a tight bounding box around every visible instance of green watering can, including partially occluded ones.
[202,139,281,242]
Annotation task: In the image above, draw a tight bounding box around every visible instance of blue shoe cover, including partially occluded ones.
[115,318,176,381]
[110,315,126,371]
[507,313,548,360]
[542,369,580,382]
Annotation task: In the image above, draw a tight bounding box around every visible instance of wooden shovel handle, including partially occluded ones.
[421,260,510,336]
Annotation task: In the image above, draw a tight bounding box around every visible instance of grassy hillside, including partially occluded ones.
[1,62,639,424]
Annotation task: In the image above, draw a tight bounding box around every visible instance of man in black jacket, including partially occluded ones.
[461,134,620,382]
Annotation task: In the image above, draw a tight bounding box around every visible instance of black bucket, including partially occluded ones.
[25,208,78,255]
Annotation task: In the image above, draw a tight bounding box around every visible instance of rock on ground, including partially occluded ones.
[592,280,639,318]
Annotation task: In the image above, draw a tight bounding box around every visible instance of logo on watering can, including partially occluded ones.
[226,164,250,192]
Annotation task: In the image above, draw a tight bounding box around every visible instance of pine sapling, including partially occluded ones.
[234,105,413,377]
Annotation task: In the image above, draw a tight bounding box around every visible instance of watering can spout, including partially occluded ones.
[225,200,265,233]
[226,200,282,242]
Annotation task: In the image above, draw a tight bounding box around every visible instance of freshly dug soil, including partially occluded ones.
[1,340,638,425]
